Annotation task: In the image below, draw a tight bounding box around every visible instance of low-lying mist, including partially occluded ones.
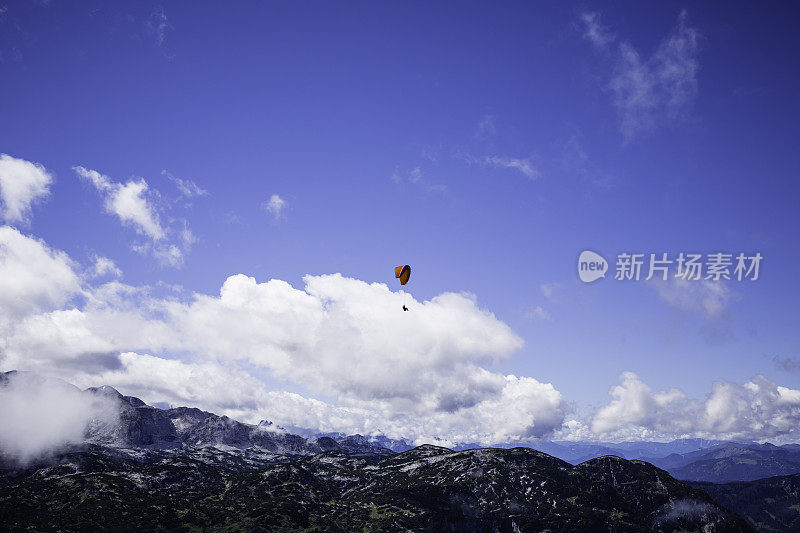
[0,371,119,466]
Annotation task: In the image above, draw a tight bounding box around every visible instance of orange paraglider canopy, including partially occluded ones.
[395,265,411,285]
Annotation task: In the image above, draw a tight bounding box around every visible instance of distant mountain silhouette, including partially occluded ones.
[646,443,800,483]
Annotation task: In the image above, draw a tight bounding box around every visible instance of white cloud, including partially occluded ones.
[561,134,619,190]
[91,255,122,279]
[390,167,446,192]
[526,306,551,322]
[131,241,187,268]
[0,154,53,224]
[78,353,566,445]
[180,224,197,249]
[651,278,732,320]
[476,114,496,137]
[591,371,669,435]
[153,243,184,267]
[112,180,166,239]
[73,166,110,190]
[0,371,119,466]
[5,229,797,446]
[540,282,562,301]
[0,229,569,444]
[0,226,83,320]
[655,12,702,118]
[485,156,540,180]
[146,6,170,47]
[155,274,527,411]
[554,419,595,442]
[390,166,403,184]
[75,166,165,240]
[579,11,614,49]
[586,372,800,441]
[163,170,207,198]
[75,166,195,268]
[581,10,700,143]
[263,194,286,220]
[81,352,272,415]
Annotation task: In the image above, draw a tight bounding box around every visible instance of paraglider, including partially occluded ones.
[394,265,411,285]
[395,265,411,311]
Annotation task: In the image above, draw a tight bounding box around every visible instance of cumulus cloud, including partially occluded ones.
[0,154,53,224]
[587,372,800,441]
[79,351,384,434]
[152,274,527,414]
[0,229,568,444]
[0,226,83,320]
[77,352,566,445]
[0,371,119,466]
[5,228,796,446]
[580,10,701,143]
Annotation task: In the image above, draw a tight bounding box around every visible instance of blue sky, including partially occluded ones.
[1,1,799,443]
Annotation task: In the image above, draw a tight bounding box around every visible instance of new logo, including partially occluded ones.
[578,250,608,283]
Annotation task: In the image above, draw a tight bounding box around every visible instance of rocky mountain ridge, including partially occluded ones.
[0,443,752,532]
[1,370,394,462]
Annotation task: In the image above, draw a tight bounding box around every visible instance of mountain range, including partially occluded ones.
[294,431,800,484]
[0,442,751,532]
[646,443,800,483]
[83,383,395,459]
[3,370,800,531]
[690,474,800,532]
